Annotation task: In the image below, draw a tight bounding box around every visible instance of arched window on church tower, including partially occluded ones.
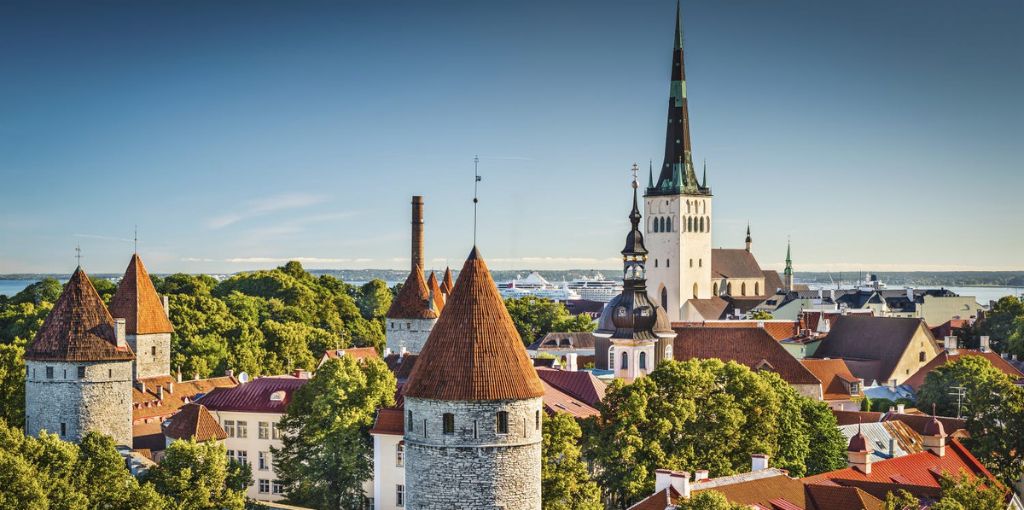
[687,217,693,232]
[706,216,710,232]
[661,287,668,310]
[713,282,719,295]
[741,282,747,296]
[699,217,705,232]
[620,352,629,370]
[693,283,698,298]
[755,282,760,295]
[728,282,733,295]
[639,352,647,370]
[687,200,691,214]
[666,217,672,232]
[654,259,658,268]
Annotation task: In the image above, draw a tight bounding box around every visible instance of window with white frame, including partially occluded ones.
[237,450,248,465]
[396,484,405,507]
[272,481,283,495]
[396,441,405,467]
[259,421,269,439]
[258,451,270,471]
[271,422,281,440]
[236,421,248,438]
[223,420,235,438]
[258,479,270,494]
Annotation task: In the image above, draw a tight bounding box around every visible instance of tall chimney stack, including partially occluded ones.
[411,196,424,272]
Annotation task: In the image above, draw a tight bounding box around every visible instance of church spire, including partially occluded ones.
[622,164,648,283]
[745,223,752,252]
[784,239,794,292]
[649,0,707,197]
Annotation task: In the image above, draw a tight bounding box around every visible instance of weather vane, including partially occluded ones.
[631,162,639,188]
[473,155,481,245]
[75,245,82,266]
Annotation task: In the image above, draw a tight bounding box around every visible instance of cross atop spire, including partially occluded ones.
[75,245,82,267]
[648,0,709,197]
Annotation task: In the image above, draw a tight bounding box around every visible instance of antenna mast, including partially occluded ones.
[473,155,481,245]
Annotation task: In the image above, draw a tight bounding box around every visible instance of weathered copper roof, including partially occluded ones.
[403,248,545,401]
[109,254,174,335]
[162,403,226,442]
[25,267,135,362]
[385,266,438,319]
[427,272,445,313]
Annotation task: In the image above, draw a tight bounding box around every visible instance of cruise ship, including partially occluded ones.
[497,272,623,303]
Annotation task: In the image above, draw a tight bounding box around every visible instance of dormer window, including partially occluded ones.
[270,390,286,402]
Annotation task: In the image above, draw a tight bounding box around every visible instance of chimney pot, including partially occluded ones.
[897,403,905,414]
[751,454,770,472]
[114,318,127,348]
[979,336,990,353]
[654,469,672,492]
[944,336,958,354]
[225,369,234,378]
[566,352,578,372]
[669,471,691,499]
[694,470,709,482]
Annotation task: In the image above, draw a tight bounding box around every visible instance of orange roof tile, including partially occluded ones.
[132,375,238,421]
[678,320,799,341]
[404,248,545,401]
[385,266,438,319]
[904,349,1024,390]
[162,403,226,442]
[370,407,405,435]
[25,267,135,362]
[108,254,174,335]
[804,483,884,510]
[672,327,821,386]
[321,347,380,362]
[535,367,606,407]
[800,359,862,400]
[427,272,445,313]
[540,380,600,419]
[442,267,454,294]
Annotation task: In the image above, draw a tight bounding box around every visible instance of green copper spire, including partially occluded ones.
[784,240,793,276]
[648,160,654,189]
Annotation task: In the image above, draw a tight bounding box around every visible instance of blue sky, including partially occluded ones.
[1,0,1021,275]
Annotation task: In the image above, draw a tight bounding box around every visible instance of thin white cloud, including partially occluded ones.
[206,193,328,229]
[180,257,216,262]
[225,257,355,264]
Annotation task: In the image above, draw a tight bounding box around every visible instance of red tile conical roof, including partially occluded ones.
[385,266,438,319]
[442,267,454,294]
[404,248,544,401]
[25,267,135,362]
[109,254,174,335]
[427,272,445,313]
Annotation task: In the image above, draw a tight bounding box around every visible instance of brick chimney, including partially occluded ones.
[411,196,424,272]
[114,318,127,348]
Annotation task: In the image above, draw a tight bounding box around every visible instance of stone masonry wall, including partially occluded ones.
[405,397,542,509]
[25,360,133,446]
[128,332,171,379]
[385,318,436,355]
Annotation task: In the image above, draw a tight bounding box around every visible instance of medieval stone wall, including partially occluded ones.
[385,318,436,355]
[404,396,542,509]
[128,332,171,379]
[25,360,133,446]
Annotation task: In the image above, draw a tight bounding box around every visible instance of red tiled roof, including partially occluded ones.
[677,321,799,341]
[763,270,785,295]
[370,407,405,436]
[804,484,884,510]
[200,376,308,414]
[540,380,599,419]
[427,272,445,313]
[322,347,380,362]
[384,353,418,382]
[801,359,861,401]
[404,248,545,401]
[108,254,174,335]
[882,412,967,437]
[385,267,438,319]
[903,349,1024,390]
[535,367,606,407]
[25,267,135,362]
[712,248,764,279]
[628,487,681,510]
[162,403,226,442]
[800,310,843,334]
[673,327,821,386]
[132,375,238,421]
[442,267,454,295]
[832,410,884,426]
[804,438,1000,493]
[929,319,967,340]
[132,420,165,451]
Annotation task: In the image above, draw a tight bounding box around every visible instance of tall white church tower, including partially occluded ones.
[645,0,713,321]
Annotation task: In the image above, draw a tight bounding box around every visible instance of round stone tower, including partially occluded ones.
[403,247,545,509]
[385,196,439,355]
[24,267,135,446]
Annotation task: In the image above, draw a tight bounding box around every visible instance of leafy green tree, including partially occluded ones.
[0,344,25,428]
[90,277,117,304]
[799,397,847,475]
[930,472,1008,510]
[541,412,602,510]
[748,310,774,320]
[274,356,396,509]
[0,301,52,346]
[0,448,48,510]
[883,489,918,510]
[505,295,596,345]
[675,490,746,510]
[145,439,245,510]
[77,432,167,509]
[918,356,1024,484]
[978,296,1023,354]
[587,360,839,507]
[9,278,62,306]
[860,394,873,412]
[356,279,392,320]
[155,273,218,296]
[262,320,333,372]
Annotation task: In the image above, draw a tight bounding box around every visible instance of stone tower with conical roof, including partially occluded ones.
[597,169,676,381]
[385,196,438,355]
[645,0,713,321]
[109,253,174,379]
[24,267,135,445]
[403,247,545,509]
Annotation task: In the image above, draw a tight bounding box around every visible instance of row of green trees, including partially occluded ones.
[0,420,249,509]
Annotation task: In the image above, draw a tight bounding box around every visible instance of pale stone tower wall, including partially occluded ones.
[385,318,436,355]
[128,332,171,379]
[404,396,543,509]
[25,359,133,446]
[645,193,713,321]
